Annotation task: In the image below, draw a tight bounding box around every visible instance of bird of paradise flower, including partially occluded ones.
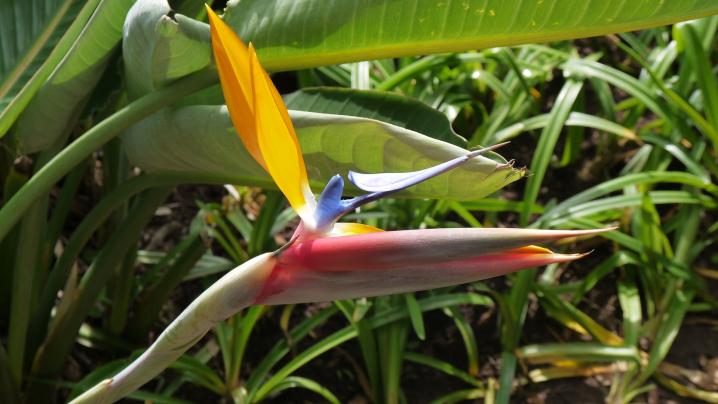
[72,6,610,403]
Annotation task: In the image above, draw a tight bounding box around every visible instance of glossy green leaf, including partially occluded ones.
[675,22,718,128]
[222,0,718,72]
[617,274,642,347]
[170,355,225,394]
[444,306,479,376]
[404,293,425,340]
[636,134,710,183]
[251,293,492,402]
[404,352,483,388]
[540,171,718,225]
[521,78,583,225]
[122,107,524,200]
[244,306,339,396]
[267,376,340,404]
[633,290,694,388]
[68,359,128,400]
[518,343,640,365]
[492,111,638,144]
[122,0,210,98]
[130,2,718,88]
[284,87,466,146]
[14,0,136,153]
[0,0,96,137]
[545,190,716,227]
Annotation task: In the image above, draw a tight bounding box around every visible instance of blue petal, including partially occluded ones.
[314,174,347,231]
[312,143,509,232]
[348,143,509,193]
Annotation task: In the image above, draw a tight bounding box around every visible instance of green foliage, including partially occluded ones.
[285,87,467,146]
[0,0,93,136]
[122,107,523,200]
[14,0,136,153]
[122,0,210,98]
[223,0,718,71]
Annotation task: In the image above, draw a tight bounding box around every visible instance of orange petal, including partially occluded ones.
[330,222,384,236]
[249,44,315,222]
[205,5,264,168]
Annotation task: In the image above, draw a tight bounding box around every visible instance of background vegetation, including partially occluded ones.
[1,0,717,402]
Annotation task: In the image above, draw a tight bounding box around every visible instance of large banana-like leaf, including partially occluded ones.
[122,107,524,200]
[118,0,716,200]
[14,0,136,153]
[223,0,718,71]
[285,87,466,147]
[0,0,93,137]
[122,1,718,89]
[122,0,210,98]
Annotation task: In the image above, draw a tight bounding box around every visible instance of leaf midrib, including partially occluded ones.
[259,7,718,72]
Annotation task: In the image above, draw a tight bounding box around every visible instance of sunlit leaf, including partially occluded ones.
[14,0,135,153]
[123,107,524,200]
[223,0,718,71]
[0,0,92,137]
[122,0,210,98]
[285,87,466,147]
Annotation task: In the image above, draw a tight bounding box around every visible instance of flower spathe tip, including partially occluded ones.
[256,227,613,304]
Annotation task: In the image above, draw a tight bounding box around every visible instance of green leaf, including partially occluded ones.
[562,58,675,125]
[0,0,97,137]
[68,359,128,400]
[633,290,694,388]
[545,191,715,227]
[14,0,136,153]
[124,1,718,89]
[251,293,492,402]
[403,293,426,340]
[170,355,225,393]
[122,107,524,200]
[641,134,710,184]
[404,352,483,388]
[520,78,584,225]
[222,0,718,72]
[540,171,718,225]
[492,111,638,144]
[675,22,718,129]
[284,87,466,146]
[444,306,480,376]
[617,273,642,347]
[244,306,339,396]
[267,376,340,404]
[518,343,641,365]
[122,0,210,98]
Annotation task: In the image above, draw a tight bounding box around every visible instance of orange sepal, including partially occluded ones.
[206,5,264,168]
